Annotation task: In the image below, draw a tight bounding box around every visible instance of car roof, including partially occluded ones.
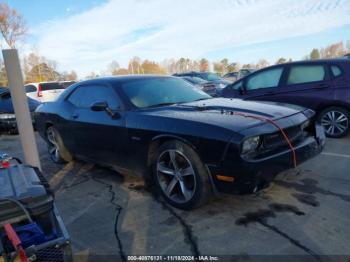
[75,75,176,87]
[277,58,350,66]
[25,81,76,85]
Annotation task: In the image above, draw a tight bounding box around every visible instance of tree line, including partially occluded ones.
[96,39,350,78]
[1,2,350,86]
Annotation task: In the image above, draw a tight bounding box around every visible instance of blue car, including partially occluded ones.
[0,87,40,133]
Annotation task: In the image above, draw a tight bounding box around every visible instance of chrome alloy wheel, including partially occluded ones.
[321,110,349,137]
[157,150,196,204]
[47,127,61,162]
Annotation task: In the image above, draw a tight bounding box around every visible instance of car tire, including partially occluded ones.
[153,140,211,210]
[318,106,350,138]
[46,126,72,164]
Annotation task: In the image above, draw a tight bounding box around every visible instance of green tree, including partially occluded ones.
[310,48,320,60]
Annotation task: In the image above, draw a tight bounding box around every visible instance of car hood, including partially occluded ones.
[0,96,40,113]
[140,98,307,133]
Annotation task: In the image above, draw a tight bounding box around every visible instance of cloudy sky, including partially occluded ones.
[6,0,350,77]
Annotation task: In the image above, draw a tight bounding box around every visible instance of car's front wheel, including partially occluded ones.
[153,140,211,210]
[46,126,72,163]
[318,107,350,138]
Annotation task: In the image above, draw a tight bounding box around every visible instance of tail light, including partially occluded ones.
[37,84,43,97]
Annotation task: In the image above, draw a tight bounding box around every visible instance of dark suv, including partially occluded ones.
[222,59,350,138]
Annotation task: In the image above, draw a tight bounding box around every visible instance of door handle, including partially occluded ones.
[318,83,329,88]
[72,113,79,119]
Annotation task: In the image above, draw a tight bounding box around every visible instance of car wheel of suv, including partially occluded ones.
[318,107,350,138]
[46,126,72,163]
[153,140,211,210]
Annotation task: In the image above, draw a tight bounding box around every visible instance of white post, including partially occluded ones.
[2,49,41,170]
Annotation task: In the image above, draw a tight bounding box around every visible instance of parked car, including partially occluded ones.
[180,76,217,96]
[237,68,256,79]
[222,59,350,138]
[0,87,40,133]
[223,72,238,82]
[173,72,230,95]
[35,76,324,209]
[25,81,76,103]
[344,54,350,58]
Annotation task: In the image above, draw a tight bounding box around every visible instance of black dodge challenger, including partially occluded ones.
[35,75,325,209]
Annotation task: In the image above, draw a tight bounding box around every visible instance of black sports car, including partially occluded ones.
[0,87,40,133]
[35,76,325,209]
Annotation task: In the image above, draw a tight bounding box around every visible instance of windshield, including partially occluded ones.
[199,72,221,81]
[120,77,211,108]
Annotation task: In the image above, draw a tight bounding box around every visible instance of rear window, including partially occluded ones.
[40,81,76,91]
[287,65,325,85]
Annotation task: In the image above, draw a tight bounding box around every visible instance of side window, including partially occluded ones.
[68,85,120,110]
[231,80,243,90]
[287,65,325,85]
[25,85,37,93]
[331,65,342,77]
[246,68,283,90]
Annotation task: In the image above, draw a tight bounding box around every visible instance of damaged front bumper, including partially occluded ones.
[208,124,325,194]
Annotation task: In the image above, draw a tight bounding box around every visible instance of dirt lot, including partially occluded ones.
[1,132,349,261]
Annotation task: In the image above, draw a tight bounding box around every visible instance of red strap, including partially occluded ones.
[4,224,28,262]
[232,112,297,168]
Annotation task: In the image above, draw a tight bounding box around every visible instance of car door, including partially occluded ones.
[265,63,333,110]
[231,66,285,101]
[65,84,128,167]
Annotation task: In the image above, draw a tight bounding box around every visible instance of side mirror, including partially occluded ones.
[238,85,245,95]
[91,101,108,111]
[91,101,121,119]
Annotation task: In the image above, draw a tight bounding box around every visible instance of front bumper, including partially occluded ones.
[209,125,325,194]
[0,114,36,133]
[0,118,17,132]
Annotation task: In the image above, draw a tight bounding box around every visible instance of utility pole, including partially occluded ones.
[2,49,41,169]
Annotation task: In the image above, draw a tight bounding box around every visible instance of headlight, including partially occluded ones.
[241,136,260,157]
[0,113,15,120]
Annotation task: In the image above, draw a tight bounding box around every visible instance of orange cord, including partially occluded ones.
[232,111,297,168]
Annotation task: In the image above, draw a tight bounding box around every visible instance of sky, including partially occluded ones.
[5,0,350,77]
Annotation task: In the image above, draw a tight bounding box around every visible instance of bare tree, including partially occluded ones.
[0,3,27,48]
[107,60,120,75]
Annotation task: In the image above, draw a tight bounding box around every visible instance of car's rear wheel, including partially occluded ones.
[318,107,350,138]
[153,140,211,210]
[46,126,72,163]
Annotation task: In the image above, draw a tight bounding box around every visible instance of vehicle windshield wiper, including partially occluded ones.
[145,102,177,108]
[193,97,213,102]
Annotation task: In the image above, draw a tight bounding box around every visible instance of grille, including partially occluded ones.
[262,125,304,150]
[34,246,65,262]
